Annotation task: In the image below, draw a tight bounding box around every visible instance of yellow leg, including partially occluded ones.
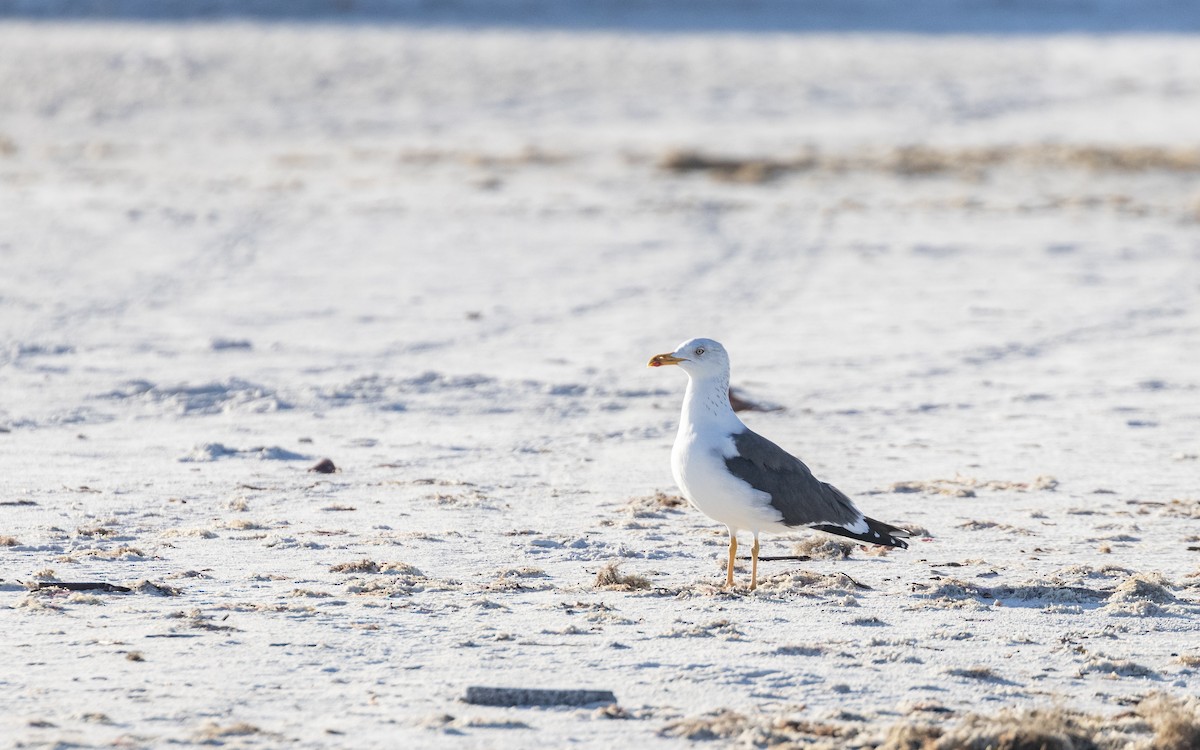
[725,534,737,588]
[751,536,760,590]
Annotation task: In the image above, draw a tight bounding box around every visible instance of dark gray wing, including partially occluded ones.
[724,429,861,528]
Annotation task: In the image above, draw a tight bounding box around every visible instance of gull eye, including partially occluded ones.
[695,347,705,355]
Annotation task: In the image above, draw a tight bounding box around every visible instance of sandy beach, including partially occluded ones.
[2,4,1199,747]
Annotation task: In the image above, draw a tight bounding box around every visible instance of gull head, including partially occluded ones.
[647,337,729,379]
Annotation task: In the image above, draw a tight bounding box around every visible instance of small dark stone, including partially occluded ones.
[210,338,252,351]
[309,458,337,474]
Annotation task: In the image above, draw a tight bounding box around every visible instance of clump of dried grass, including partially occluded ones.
[890,475,1058,499]
[945,666,1004,682]
[223,519,266,530]
[483,567,554,593]
[63,546,146,561]
[345,570,459,597]
[1056,564,1134,582]
[663,619,744,640]
[911,578,985,601]
[331,560,423,575]
[1137,693,1200,749]
[621,491,687,518]
[660,145,1200,184]
[956,520,1035,535]
[1167,499,1200,518]
[379,562,422,575]
[660,709,750,741]
[1079,653,1158,678]
[290,588,332,598]
[908,578,993,611]
[661,709,854,747]
[132,580,181,596]
[169,609,238,632]
[938,708,1105,749]
[912,570,1127,609]
[194,722,261,740]
[76,526,115,538]
[594,704,644,720]
[1043,604,1084,615]
[774,644,825,656]
[1108,573,1178,603]
[330,559,381,574]
[882,706,1125,749]
[0,535,19,546]
[161,528,217,539]
[462,146,565,168]
[879,722,944,749]
[889,480,977,498]
[1103,573,1190,617]
[671,697,1199,750]
[793,536,855,559]
[594,562,650,591]
[495,566,547,579]
[754,569,862,597]
[659,151,795,183]
[14,593,63,612]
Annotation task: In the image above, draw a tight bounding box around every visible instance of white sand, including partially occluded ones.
[2,7,1199,748]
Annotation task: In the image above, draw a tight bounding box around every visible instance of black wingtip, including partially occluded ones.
[811,517,910,549]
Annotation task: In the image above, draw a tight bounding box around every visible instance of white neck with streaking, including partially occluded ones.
[679,371,744,438]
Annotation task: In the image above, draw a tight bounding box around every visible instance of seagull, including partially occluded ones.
[648,337,909,590]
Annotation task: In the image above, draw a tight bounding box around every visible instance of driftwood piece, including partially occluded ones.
[33,581,132,593]
[740,555,813,562]
[462,686,617,707]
